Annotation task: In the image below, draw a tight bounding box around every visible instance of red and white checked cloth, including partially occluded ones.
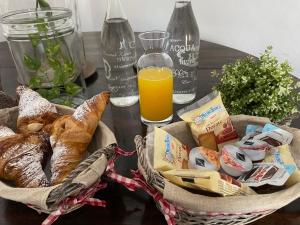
[30,146,176,225]
[40,147,138,225]
[39,182,108,225]
[106,147,177,225]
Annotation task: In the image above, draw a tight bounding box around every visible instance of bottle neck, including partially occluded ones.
[175,0,192,8]
[105,0,127,20]
[172,1,194,20]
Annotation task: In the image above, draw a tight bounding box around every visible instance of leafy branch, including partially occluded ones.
[22,0,82,107]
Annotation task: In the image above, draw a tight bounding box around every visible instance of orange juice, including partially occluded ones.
[138,67,173,122]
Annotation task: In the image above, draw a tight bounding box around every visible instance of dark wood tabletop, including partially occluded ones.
[0,32,299,225]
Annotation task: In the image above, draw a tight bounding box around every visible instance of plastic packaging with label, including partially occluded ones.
[238,163,291,187]
[242,124,263,141]
[177,92,238,151]
[263,145,300,187]
[220,145,253,177]
[253,124,293,147]
[153,127,189,172]
[236,139,269,161]
[162,169,256,196]
[188,147,220,171]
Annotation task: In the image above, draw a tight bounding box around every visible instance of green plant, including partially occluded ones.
[212,46,300,123]
[23,0,82,107]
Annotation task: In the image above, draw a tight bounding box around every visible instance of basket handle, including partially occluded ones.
[47,144,117,208]
[134,135,153,183]
[134,135,165,189]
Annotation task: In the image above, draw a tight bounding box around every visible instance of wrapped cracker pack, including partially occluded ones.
[152,127,189,172]
[162,169,256,196]
[178,91,238,151]
[263,145,300,187]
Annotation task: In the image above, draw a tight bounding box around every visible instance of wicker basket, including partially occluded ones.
[0,105,116,215]
[135,115,300,225]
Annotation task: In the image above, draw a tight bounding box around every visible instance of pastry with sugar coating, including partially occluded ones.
[49,92,110,185]
[16,86,59,134]
[0,125,49,187]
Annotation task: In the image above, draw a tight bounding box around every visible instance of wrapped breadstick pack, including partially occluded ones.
[162,169,256,196]
[178,91,238,151]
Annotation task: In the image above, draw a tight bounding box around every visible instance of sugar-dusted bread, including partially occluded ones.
[50,92,110,185]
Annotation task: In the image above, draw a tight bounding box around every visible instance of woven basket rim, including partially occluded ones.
[0,104,117,214]
[135,115,300,215]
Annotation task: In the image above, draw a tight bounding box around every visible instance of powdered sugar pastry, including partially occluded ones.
[73,95,97,121]
[0,126,15,138]
[18,87,57,119]
[50,141,68,182]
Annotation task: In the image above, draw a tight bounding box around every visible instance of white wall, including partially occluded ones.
[1,0,300,77]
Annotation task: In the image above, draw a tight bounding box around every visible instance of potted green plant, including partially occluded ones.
[212,46,300,124]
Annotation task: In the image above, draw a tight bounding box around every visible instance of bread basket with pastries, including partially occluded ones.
[0,86,117,223]
[134,92,300,225]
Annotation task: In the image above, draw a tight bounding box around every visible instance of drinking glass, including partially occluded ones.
[137,31,174,126]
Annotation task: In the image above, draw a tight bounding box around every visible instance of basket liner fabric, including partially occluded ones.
[0,106,116,211]
[146,115,300,214]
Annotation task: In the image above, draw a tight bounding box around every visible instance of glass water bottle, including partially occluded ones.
[167,0,200,104]
[101,0,138,107]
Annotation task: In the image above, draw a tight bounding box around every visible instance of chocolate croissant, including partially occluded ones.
[50,92,110,185]
[0,125,50,188]
[16,86,59,134]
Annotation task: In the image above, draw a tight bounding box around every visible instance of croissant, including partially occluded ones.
[50,92,110,185]
[16,86,59,134]
[0,125,50,188]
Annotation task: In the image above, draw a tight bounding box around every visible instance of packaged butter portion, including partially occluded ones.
[242,124,263,141]
[162,169,256,196]
[253,124,293,147]
[236,139,269,161]
[263,145,300,187]
[153,127,189,172]
[246,124,263,135]
[177,91,238,151]
[220,145,253,177]
[188,147,221,171]
[238,163,291,187]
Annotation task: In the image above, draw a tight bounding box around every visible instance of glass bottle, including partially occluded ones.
[137,31,173,126]
[167,0,200,104]
[101,0,138,107]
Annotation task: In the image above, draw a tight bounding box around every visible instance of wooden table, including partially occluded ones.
[0,32,299,225]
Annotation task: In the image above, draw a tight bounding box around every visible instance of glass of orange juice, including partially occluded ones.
[137,31,174,126]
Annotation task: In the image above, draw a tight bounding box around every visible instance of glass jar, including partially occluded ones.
[137,31,174,126]
[0,7,86,107]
